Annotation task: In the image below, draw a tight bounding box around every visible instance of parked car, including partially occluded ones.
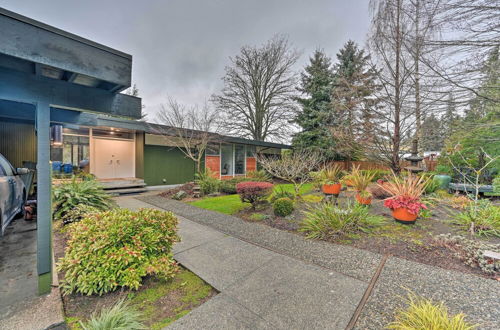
[0,153,29,236]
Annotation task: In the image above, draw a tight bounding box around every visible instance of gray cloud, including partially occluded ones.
[2,0,370,118]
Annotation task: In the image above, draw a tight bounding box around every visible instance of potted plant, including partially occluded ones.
[349,169,376,205]
[343,165,359,187]
[320,165,344,195]
[378,173,429,224]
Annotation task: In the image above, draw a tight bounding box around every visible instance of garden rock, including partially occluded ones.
[173,190,188,200]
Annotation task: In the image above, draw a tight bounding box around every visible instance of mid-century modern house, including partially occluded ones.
[0,8,289,294]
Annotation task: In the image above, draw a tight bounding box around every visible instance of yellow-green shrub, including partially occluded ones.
[58,208,180,296]
[387,293,477,330]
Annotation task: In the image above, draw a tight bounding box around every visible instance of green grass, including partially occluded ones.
[189,194,250,214]
[129,269,213,329]
[188,184,314,215]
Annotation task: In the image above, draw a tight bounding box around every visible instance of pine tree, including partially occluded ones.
[420,114,443,151]
[293,49,337,158]
[330,40,380,162]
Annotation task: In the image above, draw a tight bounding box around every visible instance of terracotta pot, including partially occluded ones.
[322,183,342,195]
[355,193,372,205]
[392,208,417,224]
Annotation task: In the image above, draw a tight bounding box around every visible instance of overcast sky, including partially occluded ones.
[2,0,371,119]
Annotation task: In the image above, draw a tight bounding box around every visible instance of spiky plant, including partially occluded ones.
[80,299,146,330]
[320,164,344,184]
[387,293,477,330]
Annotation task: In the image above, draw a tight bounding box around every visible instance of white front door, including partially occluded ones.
[93,138,135,179]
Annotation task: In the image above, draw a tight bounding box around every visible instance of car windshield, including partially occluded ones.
[0,154,14,176]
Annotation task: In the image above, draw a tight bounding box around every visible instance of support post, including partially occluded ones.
[36,102,52,295]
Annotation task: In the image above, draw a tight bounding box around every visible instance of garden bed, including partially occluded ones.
[159,183,499,280]
[53,222,216,330]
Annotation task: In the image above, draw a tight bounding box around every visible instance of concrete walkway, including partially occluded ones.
[117,196,500,329]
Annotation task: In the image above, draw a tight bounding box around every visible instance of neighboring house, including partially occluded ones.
[0,8,289,293]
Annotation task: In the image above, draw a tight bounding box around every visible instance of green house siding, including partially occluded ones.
[144,145,196,185]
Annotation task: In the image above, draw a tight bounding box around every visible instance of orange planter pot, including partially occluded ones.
[322,183,342,195]
[355,193,372,205]
[392,208,417,224]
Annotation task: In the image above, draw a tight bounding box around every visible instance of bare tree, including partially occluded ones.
[212,35,300,142]
[154,98,221,173]
[369,0,415,172]
[256,150,323,197]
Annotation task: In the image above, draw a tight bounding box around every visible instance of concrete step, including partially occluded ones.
[107,187,148,196]
[100,178,146,190]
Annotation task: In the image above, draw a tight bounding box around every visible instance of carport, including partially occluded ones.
[0,8,142,294]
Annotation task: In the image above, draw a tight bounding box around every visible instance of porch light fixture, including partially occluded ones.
[51,124,63,146]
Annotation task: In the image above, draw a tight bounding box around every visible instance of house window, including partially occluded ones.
[235,144,245,175]
[206,143,220,156]
[220,144,233,176]
[50,127,90,169]
[246,145,256,157]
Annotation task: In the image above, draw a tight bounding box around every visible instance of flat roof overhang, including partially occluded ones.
[0,7,132,92]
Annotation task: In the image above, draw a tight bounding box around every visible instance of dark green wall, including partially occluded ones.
[0,118,36,168]
[144,145,196,185]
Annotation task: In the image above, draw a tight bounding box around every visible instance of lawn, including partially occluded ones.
[189,183,314,215]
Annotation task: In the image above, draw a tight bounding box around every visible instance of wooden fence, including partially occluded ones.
[328,159,437,172]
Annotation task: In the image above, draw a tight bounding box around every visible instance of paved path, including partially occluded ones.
[117,196,500,329]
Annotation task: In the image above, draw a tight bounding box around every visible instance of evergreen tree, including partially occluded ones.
[330,40,380,161]
[420,114,442,151]
[293,49,337,158]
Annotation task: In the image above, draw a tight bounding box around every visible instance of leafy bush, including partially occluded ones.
[273,197,294,217]
[435,164,452,175]
[80,299,146,330]
[249,213,269,221]
[58,208,180,295]
[453,200,500,237]
[433,234,500,274]
[387,292,477,330]
[424,178,441,194]
[300,202,384,239]
[60,204,99,225]
[53,178,114,220]
[270,186,295,202]
[246,170,272,182]
[236,182,274,209]
[195,169,220,195]
[219,177,251,194]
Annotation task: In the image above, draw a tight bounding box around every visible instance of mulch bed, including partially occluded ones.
[158,182,196,198]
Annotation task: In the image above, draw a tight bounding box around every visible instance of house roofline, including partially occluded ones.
[0,7,132,60]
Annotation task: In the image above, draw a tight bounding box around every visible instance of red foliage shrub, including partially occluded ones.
[236,181,274,208]
[384,196,427,215]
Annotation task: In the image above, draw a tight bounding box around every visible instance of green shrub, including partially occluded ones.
[249,213,269,221]
[300,202,384,239]
[246,170,272,182]
[195,169,220,195]
[58,208,180,295]
[60,204,100,225]
[80,299,146,330]
[53,178,114,220]
[453,200,500,237]
[387,293,477,330]
[424,177,441,194]
[219,177,250,194]
[270,186,295,202]
[273,197,294,217]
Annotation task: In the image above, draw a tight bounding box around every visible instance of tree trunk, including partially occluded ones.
[392,0,402,174]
